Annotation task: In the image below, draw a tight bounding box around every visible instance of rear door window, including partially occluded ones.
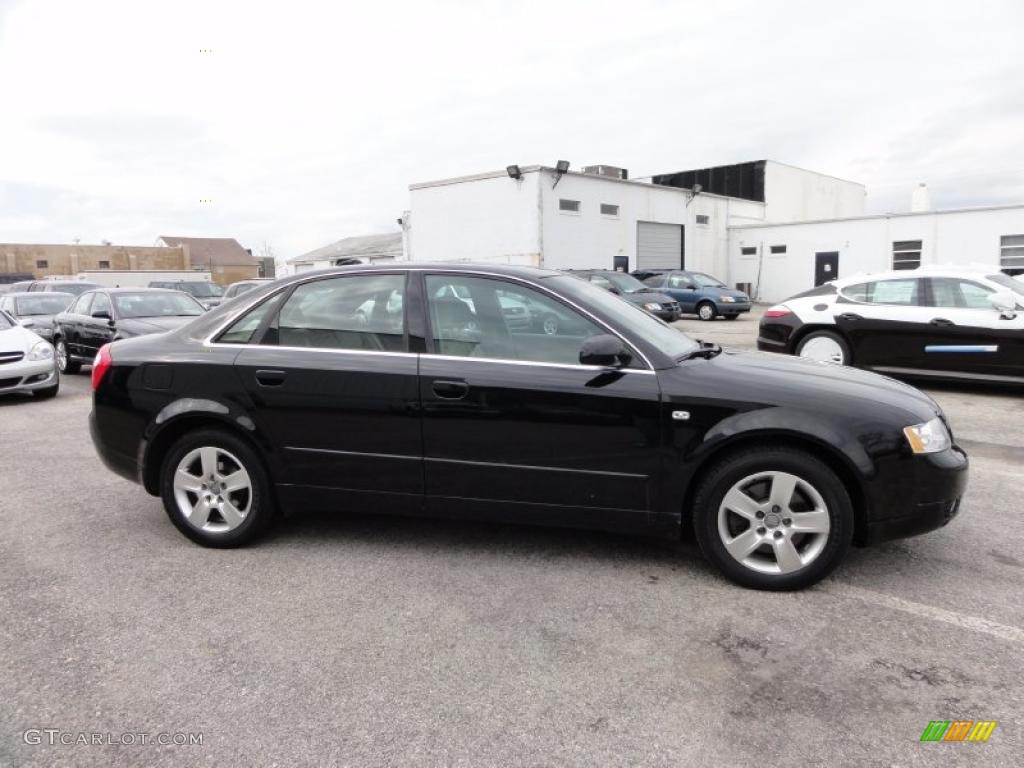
[267,274,406,352]
[842,279,921,306]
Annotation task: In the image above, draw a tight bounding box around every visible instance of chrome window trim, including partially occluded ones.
[202,266,658,370]
[420,352,656,374]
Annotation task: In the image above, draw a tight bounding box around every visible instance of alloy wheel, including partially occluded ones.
[56,340,68,371]
[172,446,253,534]
[698,304,714,320]
[717,471,831,575]
[799,336,846,364]
[542,315,558,335]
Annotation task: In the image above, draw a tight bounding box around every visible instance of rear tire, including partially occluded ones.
[55,338,80,374]
[796,330,851,366]
[692,446,853,590]
[724,314,740,321]
[159,429,276,547]
[697,302,716,321]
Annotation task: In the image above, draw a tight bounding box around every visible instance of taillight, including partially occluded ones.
[91,344,112,391]
[764,306,792,318]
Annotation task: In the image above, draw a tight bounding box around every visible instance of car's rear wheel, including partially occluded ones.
[692,446,853,590]
[55,338,80,374]
[697,301,716,321]
[724,314,740,320]
[796,331,850,365]
[160,429,275,547]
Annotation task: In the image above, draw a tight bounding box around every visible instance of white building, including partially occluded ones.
[404,160,1024,303]
[287,232,403,274]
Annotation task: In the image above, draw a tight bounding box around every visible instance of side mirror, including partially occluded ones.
[92,309,111,320]
[990,292,1017,315]
[18,318,33,327]
[579,334,632,368]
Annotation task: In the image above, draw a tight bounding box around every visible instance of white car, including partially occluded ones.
[757,266,1024,383]
[0,309,60,398]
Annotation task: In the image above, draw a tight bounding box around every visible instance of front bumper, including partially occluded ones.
[861,446,969,545]
[0,358,58,394]
[718,301,751,315]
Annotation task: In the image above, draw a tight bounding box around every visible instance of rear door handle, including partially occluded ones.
[255,369,287,387]
[930,318,955,327]
[837,313,862,322]
[432,379,470,400]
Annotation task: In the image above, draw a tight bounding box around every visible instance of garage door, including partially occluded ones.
[637,222,683,271]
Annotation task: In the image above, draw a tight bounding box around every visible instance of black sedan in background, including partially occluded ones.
[0,291,74,341]
[568,270,681,321]
[89,264,968,590]
[53,288,206,374]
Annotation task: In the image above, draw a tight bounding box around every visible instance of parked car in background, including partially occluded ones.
[147,279,225,309]
[53,288,206,374]
[5,280,37,294]
[0,292,75,341]
[635,270,751,320]
[568,270,680,321]
[0,309,59,398]
[223,278,273,300]
[30,280,101,296]
[758,267,1024,383]
[90,263,967,590]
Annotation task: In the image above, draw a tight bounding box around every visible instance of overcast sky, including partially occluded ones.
[1,0,1022,259]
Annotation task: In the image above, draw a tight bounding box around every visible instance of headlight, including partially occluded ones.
[27,341,55,361]
[903,417,951,454]
[643,302,661,311]
[720,296,735,303]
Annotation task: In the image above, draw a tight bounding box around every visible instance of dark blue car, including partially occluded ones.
[635,270,751,321]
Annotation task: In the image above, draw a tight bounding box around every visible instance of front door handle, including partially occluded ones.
[930,318,955,327]
[255,369,287,387]
[432,379,469,400]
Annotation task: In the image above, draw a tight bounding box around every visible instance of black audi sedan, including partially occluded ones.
[89,264,968,590]
[53,288,206,374]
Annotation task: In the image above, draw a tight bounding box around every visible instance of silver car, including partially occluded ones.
[0,309,60,398]
[0,291,75,342]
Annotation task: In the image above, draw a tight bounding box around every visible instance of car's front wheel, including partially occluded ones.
[697,301,716,321]
[693,446,853,590]
[55,338,80,374]
[160,429,276,547]
[796,330,850,365]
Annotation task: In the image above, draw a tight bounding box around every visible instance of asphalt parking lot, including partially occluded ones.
[2,312,1022,767]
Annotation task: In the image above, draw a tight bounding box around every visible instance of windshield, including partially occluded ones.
[114,293,206,318]
[51,283,98,296]
[692,273,726,288]
[16,294,73,315]
[599,272,648,293]
[550,275,699,360]
[988,274,1024,298]
[179,282,224,298]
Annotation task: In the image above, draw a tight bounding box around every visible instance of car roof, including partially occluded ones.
[6,291,75,298]
[283,262,562,282]
[90,287,188,295]
[832,267,1001,286]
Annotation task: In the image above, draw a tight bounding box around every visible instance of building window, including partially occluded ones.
[740,246,756,256]
[1000,234,1024,274]
[770,245,787,254]
[892,240,922,270]
[559,199,580,213]
[98,260,111,269]
[36,259,48,269]
[695,214,710,225]
[600,203,619,216]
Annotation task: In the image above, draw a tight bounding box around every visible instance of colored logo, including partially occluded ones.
[920,721,997,742]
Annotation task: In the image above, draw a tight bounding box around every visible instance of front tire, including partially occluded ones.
[697,302,716,321]
[159,429,276,547]
[692,446,853,590]
[796,330,851,366]
[55,338,80,374]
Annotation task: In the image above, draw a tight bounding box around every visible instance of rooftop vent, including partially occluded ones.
[582,165,628,180]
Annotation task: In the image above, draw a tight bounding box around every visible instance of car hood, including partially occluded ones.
[663,348,941,426]
[625,290,675,305]
[0,324,47,353]
[17,313,58,327]
[119,316,200,334]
